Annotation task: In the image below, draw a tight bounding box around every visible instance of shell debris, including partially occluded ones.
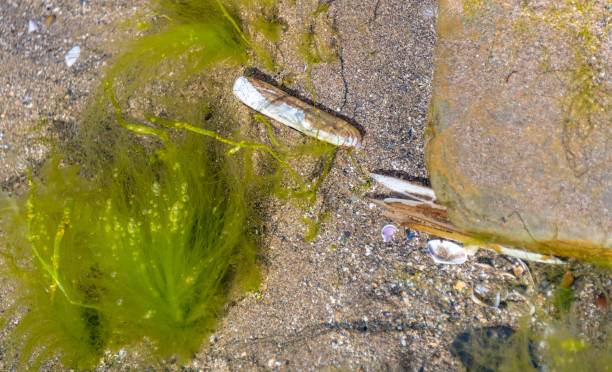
[27,20,38,33]
[65,45,80,67]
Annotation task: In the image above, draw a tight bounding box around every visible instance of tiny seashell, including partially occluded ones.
[427,239,467,264]
[381,224,398,242]
[28,20,38,33]
[232,76,362,148]
[472,284,502,308]
[65,45,80,67]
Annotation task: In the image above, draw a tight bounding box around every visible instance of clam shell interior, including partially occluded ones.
[427,239,467,264]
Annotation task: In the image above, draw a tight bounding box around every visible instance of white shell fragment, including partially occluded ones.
[427,239,468,264]
[381,224,398,242]
[28,20,38,33]
[65,45,80,67]
[233,76,362,148]
[497,245,565,265]
[370,173,437,202]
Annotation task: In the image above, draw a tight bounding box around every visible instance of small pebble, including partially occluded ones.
[560,270,574,288]
[45,14,56,28]
[455,280,468,291]
[596,294,609,308]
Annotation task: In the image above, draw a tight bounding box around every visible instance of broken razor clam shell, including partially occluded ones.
[427,239,473,264]
[496,245,565,265]
[370,173,437,202]
[381,224,399,242]
[232,76,362,148]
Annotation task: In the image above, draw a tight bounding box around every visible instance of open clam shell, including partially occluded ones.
[233,76,362,148]
[427,239,468,264]
[472,284,506,308]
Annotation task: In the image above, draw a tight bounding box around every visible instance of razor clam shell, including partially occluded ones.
[370,173,437,202]
[233,76,362,148]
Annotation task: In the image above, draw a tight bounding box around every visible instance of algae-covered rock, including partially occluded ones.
[426,0,611,261]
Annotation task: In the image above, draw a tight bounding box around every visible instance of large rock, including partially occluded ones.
[426,0,611,261]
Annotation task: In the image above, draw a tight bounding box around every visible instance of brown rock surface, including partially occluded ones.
[426,0,611,260]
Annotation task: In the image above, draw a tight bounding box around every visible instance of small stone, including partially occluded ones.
[472,284,502,308]
[560,271,574,288]
[512,265,524,278]
[455,280,468,291]
[595,294,609,308]
[45,14,57,28]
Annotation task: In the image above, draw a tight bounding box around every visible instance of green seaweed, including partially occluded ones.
[303,211,330,242]
[255,15,284,41]
[312,3,329,16]
[0,0,253,369]
[1,131,258,368]
[462,0,486,18]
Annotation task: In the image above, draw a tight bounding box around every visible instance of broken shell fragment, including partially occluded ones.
[472,284,503,308]
[232,76,362,148]
[370,173,437,202]
[65,45,80,67]
[496,245,565,265]
[28,20,38,33]
[381,224,398,242]
[427,239,467,264]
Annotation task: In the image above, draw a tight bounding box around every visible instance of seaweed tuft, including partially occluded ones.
[0,134,258,368]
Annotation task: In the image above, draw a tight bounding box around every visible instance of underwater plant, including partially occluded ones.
[0,134,258,368]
